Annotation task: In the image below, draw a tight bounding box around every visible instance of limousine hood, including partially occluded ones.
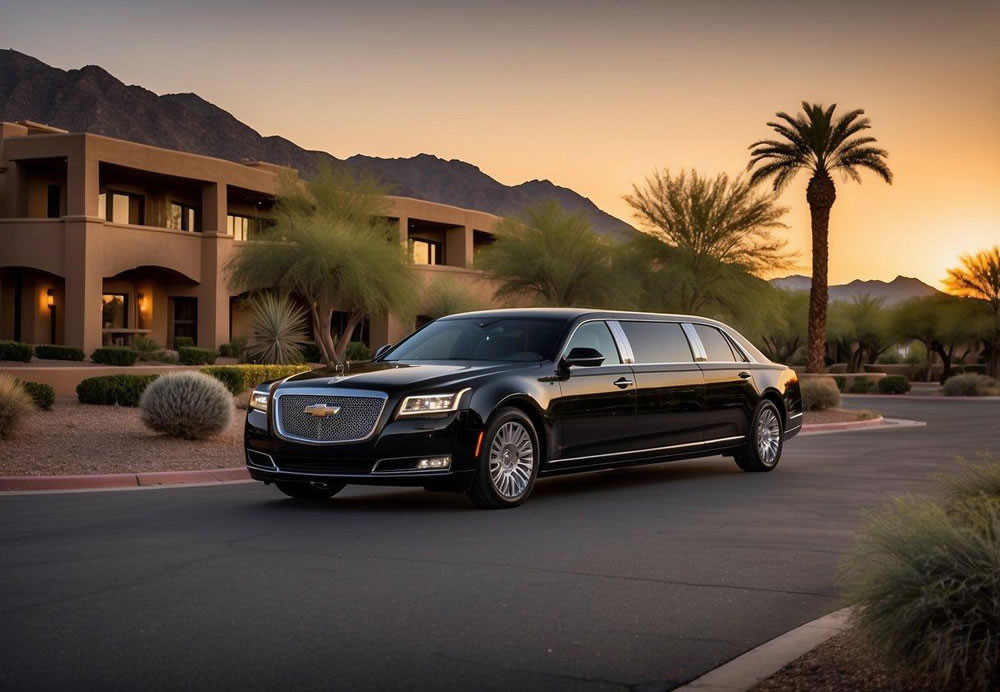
[275,360,541,393]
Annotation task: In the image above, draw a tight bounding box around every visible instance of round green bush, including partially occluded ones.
[833,376,847,392]
[345,341,372,362]
[139,372,233,439]
[34,344,85,361]
[20,381,55,410]
[943,373,1000,397]
[877,375,911,394]
[90,347,139,366]
[77,374,158,406]
[0,374,34,438]
[174,336,195,349]
[800,378,841,411]
[0,340,34,363]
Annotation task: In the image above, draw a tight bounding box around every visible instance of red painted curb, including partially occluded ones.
[801,416,885,433]
[0,467,250,492]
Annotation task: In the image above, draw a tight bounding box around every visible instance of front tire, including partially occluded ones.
[274,480,346,500]
[467,407,540,509]
[733,400,784,472]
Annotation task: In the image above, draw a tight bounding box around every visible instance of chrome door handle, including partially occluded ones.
[613,377,634,389]
[738,371,752,379]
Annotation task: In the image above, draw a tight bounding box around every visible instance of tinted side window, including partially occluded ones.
[564,321,621,365]
[620,321,693,363]
[694,324,737,362]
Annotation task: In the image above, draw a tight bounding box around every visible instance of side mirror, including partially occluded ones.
[373,344,392,360]
[562,347,605,369]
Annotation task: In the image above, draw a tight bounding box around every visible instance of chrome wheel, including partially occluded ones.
[756,407,781,466]
[488,421,535,499]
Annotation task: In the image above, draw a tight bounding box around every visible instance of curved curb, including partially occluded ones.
[800,415,885,434]
[675,607,853,691]
[0,467,250,492]
[843,393,1000,401]
[799,417,925,436]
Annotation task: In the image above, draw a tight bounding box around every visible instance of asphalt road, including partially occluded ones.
[2,397,998,691]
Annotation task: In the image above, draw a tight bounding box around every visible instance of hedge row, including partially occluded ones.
[34,344,86,361]
[0,341,33,362]
[76,374,159,406]
[178,347,217,366]
[90,347,140,366]
[200,364,310,395]
[21,381,55,410]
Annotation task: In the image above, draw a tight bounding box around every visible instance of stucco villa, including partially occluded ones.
[0,120,501,355]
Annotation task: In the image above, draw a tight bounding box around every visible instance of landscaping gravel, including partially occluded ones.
[0,397,243,476]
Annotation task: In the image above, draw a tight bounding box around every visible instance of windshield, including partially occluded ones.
[384,317,567,362]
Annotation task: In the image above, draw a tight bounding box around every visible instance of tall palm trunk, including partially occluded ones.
[805,173,836,373]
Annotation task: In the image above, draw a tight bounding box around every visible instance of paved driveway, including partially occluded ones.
[2,398,997,691]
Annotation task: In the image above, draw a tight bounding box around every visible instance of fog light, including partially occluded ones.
[417,456,451,470]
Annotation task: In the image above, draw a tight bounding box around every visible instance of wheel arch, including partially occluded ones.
[760,388,787,429]
[491,393,549,464]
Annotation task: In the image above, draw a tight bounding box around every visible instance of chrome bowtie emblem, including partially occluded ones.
[303,403,342,417]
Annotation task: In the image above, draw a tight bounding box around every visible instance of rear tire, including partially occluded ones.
[274,480,346,500]
[467,407,540,509]
[733,400,784,473]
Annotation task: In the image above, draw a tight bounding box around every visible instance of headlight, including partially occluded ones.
[397,388,470,417]
[249,390,270,412]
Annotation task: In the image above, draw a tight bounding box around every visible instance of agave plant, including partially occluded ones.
[244,293,309,365]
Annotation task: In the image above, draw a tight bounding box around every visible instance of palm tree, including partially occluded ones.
[748,102,893,373]
[944,246,1000,377]
[227,165,414,366]
[477,201,616,307]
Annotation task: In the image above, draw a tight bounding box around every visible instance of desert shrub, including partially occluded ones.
[0,375,34,438]
[937,455,1000,505]
[218,336,248,359]
[833,376,847,392]
[90,347,139,366]
[245,293,308,364]
[0,340,33,362]
[850,377,874,394]
[845,497,1000,691]
[943,373,1000,397]
[876,350,902,364]
[201,364,308,395]
[345,341,372,362]
[34,344,85,361]
[178,347,217,365]
[300,341,324,364]
[139,372,233,439]
[877,375,910,394]
[76,374,158,406]
[174,336,195,349]
[800,378,841,411]
[20,381,55,410]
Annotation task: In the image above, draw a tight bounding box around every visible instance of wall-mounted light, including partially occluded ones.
[46,288,55,308]
[47,288,56,344]
[137,292,146,312]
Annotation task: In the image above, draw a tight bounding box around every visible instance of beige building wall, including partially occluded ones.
[0,123,505,358]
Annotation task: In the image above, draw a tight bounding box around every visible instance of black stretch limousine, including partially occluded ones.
[244,309,803,508]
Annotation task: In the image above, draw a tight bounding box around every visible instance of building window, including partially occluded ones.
[98,191,144,225]
[227,214,269,241]
[47,184,61,218]
[102,293,129,329]
[410,238,442,265]
[171,297,198,345]
[167,202,198,232]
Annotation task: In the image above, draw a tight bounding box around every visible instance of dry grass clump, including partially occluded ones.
[139,371,233,439]
[0,374,34,439]
[800,377,842,411]
[942,373,1000,397]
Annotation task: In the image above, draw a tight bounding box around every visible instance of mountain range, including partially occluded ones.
[0,49,636,240]
[769,275,944,304]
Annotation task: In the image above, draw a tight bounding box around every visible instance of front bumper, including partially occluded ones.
[244,406,484,489]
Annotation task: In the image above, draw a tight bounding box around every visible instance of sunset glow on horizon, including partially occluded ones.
[3,0,997,288]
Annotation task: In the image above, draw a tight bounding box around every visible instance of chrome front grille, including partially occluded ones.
[275,389,387,444]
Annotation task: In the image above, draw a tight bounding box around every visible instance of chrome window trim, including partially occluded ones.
[680,322,708,362]
[606,320,635,364]
[549,435,745,464]
[272,387,388,445]
[557,318,629,368]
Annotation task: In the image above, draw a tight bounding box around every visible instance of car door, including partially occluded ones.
[689,322,757,442]
[618,320,705,452]
[550,319,637,462]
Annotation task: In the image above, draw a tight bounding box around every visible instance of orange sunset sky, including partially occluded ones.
[2,0,998,287]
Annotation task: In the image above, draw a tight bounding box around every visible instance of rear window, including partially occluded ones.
[620,321,694,363]
[694,324,738,362]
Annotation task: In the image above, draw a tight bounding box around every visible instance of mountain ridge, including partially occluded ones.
[0,49,636,240]
[769,274,944,304]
